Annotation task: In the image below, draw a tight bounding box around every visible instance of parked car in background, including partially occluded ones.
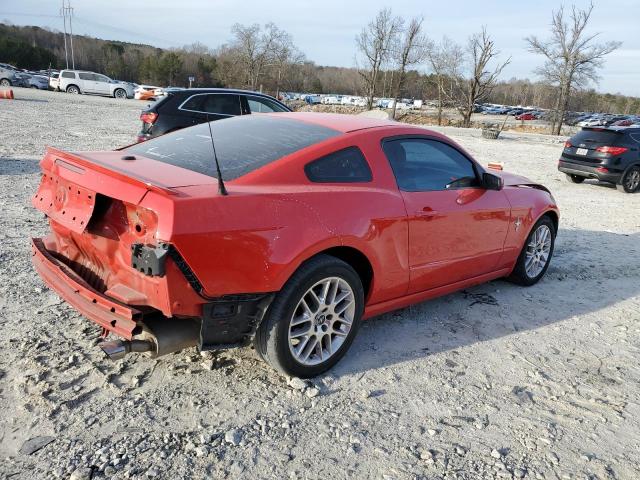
[0,65,16,87]
[134,84,160,100]
[30,112,558,376]
[28,74,50,90]
[137,88,291,142]
[49,72,60,91]
[559,126,640,193]
[58,69,134,98]
[516,113,537,121]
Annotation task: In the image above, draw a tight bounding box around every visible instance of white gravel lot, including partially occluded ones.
[0,87,639,480]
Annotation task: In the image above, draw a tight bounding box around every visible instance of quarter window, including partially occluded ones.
[247,96,288,113]
[61,71,76,79]
[382,138,479,191]
[305,147,372,183]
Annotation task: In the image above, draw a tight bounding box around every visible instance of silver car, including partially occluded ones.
[59,69,134,99]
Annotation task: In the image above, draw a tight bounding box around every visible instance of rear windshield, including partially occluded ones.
[572,129,623,145]
[125,115,341,180]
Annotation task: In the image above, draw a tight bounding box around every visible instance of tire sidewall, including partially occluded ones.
[263,258,364,377]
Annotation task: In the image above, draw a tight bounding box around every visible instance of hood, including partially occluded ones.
[493,170,551,193]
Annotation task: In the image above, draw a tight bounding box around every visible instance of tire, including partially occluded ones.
[255,255,364,377]
[565,173,585,184]
[67,85,80,94]
[0,79,10,87]
[114,88,127,99]
[617,166,640,193]
[507,215,556,286]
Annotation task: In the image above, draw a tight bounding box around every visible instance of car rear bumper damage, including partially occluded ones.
[31,237,141,339]
[32,237,275,358]
[558,160,621,183]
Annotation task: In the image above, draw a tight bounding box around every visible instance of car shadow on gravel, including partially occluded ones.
[333,229,640,376]
[0,157,41,175]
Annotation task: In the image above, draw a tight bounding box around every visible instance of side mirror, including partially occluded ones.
[482,172,503,191]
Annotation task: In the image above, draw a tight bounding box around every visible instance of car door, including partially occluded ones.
[77,72,96,93]
[93,74,112,96]
[381,136,511,294]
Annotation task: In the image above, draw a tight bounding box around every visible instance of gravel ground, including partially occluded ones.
[0,87,639,480]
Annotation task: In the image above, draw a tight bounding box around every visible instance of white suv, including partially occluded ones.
[59,70,134,99]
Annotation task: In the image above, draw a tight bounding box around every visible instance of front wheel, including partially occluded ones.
[507,216,556,286]
[255,255,364,377]
[0,79,10,87]
[617,166,640,193]
[114,88,127,99]
[565,173,585,184]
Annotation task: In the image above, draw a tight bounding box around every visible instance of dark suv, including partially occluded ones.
[137,88,291,142]
[558,127,640,193]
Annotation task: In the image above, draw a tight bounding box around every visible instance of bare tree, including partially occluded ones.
[426,36,464,125]
[526,2,620,135]
[356,8,402,110]
[452,28,510,127]
[390,17,427,119]
[230,22,294,91]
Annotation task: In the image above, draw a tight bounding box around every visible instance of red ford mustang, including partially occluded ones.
[31,113,559,377]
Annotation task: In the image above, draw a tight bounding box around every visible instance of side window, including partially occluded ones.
[201,94,241,115]
[95,74,110,83]
[382,138,479,191]
[305,147,372,183]
[61,71,76,79]
[247,96,288,113]
[78,72,94,81]
[181,95,205,112]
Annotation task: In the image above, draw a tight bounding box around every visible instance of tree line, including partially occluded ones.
[0,3,633,133]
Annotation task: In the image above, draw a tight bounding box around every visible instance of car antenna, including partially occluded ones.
[206,113,228,196]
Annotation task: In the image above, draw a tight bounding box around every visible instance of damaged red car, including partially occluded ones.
[31,113,559,377]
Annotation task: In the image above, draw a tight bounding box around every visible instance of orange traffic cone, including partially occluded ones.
[0,89,14,100]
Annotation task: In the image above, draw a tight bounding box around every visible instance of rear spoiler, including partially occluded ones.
[44,146,180,196]
[581,127,625,133]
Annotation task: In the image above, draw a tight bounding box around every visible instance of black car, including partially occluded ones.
[558,127,640,193]
[137,88,291,142]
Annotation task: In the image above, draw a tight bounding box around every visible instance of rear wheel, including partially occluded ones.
[508,216,556,286]
[617,166,640,193]
[66,85,80,94]
[255,255,364,377]
[114,88,127,99]
[565,173,585,184]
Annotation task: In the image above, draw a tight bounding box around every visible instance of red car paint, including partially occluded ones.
[31,113,559,343]
[515,113,536,121]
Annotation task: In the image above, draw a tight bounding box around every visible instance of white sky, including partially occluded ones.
[1,0,638,96]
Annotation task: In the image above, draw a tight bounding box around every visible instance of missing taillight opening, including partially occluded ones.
[564,140,572,148]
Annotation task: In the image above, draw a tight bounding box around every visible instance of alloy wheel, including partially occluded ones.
[288,277,355,366]
[624,168,640,192]
[525,224,552,278]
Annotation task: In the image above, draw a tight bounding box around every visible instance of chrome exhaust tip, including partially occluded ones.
[99,340,129,361]
[98,339,154,361]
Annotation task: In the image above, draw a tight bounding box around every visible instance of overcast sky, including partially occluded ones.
[1,0,638,96]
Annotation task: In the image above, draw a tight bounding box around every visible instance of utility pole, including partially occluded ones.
[60,0,75,69]
[60,0,69,69]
